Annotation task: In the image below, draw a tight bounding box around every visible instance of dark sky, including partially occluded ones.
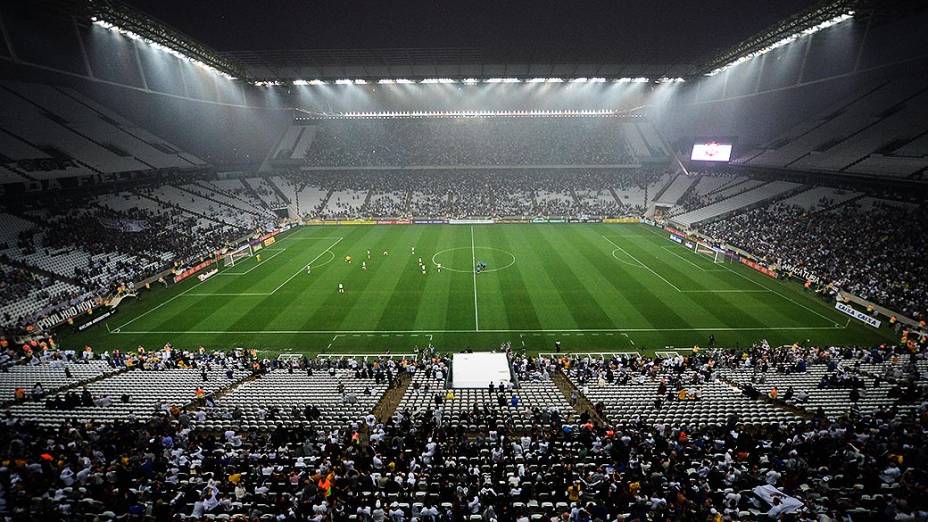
[126,0,819,64]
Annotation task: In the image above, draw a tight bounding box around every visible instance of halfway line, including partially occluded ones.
[470,225,479,331]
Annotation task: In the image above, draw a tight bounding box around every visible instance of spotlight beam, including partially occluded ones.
[697,0,857,76]
[89,0,243,79]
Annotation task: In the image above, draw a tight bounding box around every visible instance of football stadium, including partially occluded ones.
[0,0,927,519]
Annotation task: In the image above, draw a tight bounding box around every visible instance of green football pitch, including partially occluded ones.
[62,224,895,356]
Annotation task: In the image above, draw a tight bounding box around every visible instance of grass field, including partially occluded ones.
[62,224,895,356]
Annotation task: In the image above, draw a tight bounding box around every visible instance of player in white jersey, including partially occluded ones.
[338,283,345,294]
[361,261,367,271]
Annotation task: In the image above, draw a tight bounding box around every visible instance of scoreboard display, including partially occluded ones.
[691,141,733,162]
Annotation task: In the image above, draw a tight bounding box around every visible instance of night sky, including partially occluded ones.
[124,0,820,64]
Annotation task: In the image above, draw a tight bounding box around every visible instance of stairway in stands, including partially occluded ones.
[372,371,413,423]
[265,176,292,206]
[552,368,608,427]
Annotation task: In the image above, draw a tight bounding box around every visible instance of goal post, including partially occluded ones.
[694,242,726,264]
[223,245,254,267]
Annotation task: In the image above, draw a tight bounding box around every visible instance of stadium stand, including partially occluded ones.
[671,180,804,227]
[0,343,924,520]
[651,172,697,207]
[0,82,206,178]
[199,362,392,430]
[273,117,640,168]
[2,0,928,517]
[735,76,928,177]
[0,357,118,402]
[699,197,927,318]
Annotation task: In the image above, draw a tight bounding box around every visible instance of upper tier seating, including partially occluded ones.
[672,180,803,227]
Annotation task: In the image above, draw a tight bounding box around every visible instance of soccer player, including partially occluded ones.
[256,254,261,263]
[367,249,371,259]
[436,263,442,272]
[361,261,367,271]
[306,264,311,275]
[345,255,352,264]
[418,257,422,265]
[421,265,426,275]
[411,246,415,255]
[338,283,345,294]
[383,250,388,256]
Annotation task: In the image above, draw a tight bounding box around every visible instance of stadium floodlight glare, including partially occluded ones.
[90,12,238,80]
[588,77,607,83]
[308,79,327,85]
[527,77,564,83]
[292,80,308,86]
[614,77,650,83]
[420,78,457,84]
[484,78,521,83]
[335,79,354,85]
[569,77,588,83]
[330,109,621,119]
[656,77,686,83]
[704,10,854,76]
[461,78,480,85]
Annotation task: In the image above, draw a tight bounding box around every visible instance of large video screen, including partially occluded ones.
[691,141,733,162]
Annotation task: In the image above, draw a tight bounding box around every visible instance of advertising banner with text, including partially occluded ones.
[173,258,216,284]
[835,302,882,328]
[740,258,778,279]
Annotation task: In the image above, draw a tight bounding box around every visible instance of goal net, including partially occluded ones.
[694,242,725,264]
[223,245,253,267]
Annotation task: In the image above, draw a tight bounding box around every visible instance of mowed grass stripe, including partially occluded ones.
[566,226,680,327]
[555,226,651,328]
[373,226,445,331]
[225,229,352,333]
[64,224,900,354]
[333,226,419,330]
[529,226,615,329]
[487,226,577,330]
[609,228,778,329]
[479,225,544,331]
[573,225,694,330]
[415,226,474,331]
[615,225,742,290]
[610,233,745,292]
[307,226,414,331]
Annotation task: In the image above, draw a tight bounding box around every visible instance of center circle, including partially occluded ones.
[431,247,516,273]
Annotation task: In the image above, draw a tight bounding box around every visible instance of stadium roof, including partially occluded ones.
[122,0,825,81]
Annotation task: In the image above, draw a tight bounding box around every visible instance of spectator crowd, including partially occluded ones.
[700,200,928,321]
[0,341,925,520]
